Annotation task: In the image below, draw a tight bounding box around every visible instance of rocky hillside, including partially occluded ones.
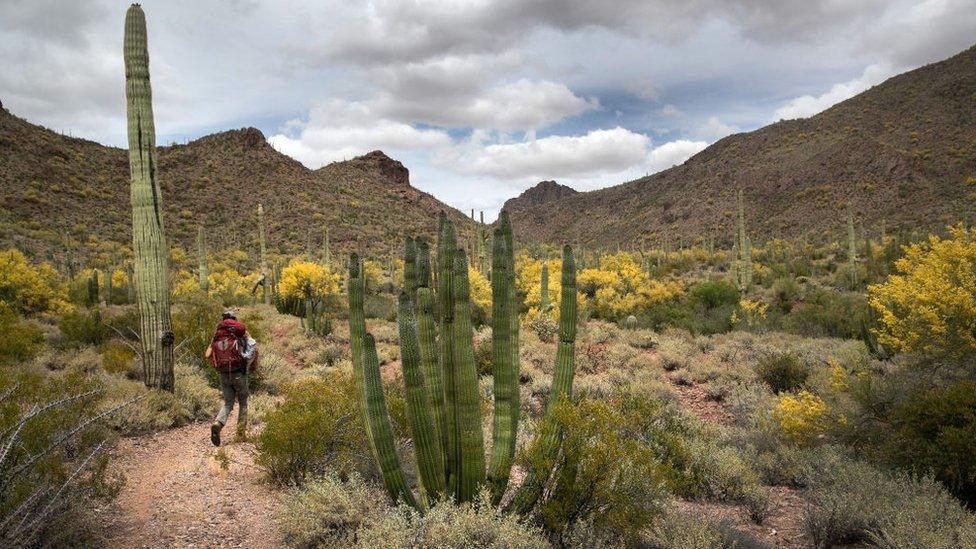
[502,180,579,216]
[0,107,472,267]
[507,45,976,247]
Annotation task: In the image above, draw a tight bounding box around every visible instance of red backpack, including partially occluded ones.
[210,320,246,373]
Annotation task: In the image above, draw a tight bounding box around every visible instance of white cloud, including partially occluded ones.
[443,127,652,180]
[646,139,708,173]
[772,62,896,120]
[375,77,598,131]
[696,116,739,139]
[268,100,452,168]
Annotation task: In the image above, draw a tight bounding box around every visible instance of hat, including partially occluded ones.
[221,310,237,320]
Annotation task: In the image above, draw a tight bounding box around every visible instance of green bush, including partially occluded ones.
[0,365,122,546]
[277,472,388,548]
[101,340,135,375]
[803,458,976,548]
[58,307,109,347]
[690,280,740,310]
[643,508,771,548]
[360,492,549,549]
[755,352,808,394]
[771,277,801,313]
[0,304,43,364]
[519,397,670,542]
[171,290,223,369]
[783,289,866,339]
[256,371,368,485]
[881,379,976,507]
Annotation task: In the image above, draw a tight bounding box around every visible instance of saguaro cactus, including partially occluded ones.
[124,3,174,391]
[539,261,550,316]
[348,213,576,512]
[731,188,753,292]
[197,224,209,292]
[258,203,270,305]
[848,208,858,287]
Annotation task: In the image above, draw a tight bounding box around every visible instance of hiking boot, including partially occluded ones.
[210,422,223,446]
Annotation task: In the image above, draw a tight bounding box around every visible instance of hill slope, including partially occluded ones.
[0,108,471,267]
[507,45,976,247]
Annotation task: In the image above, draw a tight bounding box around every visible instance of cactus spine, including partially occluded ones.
[348,213,575,512]
[258,203,270,305]
[197,224,209,292]
[124,3,174,391]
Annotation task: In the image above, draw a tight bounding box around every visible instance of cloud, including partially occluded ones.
[771,62,896,120]
[645,139,709,173]
[696,116,739,139]
[661,104,683,118]
[374,75,598,131]
[443,127,651,180]
[268,100,452,168]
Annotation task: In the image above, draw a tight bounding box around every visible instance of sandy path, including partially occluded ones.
[94,410,283,548]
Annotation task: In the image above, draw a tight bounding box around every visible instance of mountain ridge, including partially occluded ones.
[507,44,976,247]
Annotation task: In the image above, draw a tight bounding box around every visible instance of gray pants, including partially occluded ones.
[215,370,248,427]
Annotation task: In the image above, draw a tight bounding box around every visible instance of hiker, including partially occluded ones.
[205,310,258,446]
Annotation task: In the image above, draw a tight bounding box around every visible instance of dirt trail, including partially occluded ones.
[94,410,282,548]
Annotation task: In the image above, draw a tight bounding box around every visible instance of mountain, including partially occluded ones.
[502,180,579,217]
[506,45,976,248]
[0,107,472,267]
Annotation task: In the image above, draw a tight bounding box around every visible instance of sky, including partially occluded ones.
[2,0,975,221]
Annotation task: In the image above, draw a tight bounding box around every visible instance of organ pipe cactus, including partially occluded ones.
[539,261,550,315]
[732,188,753,292]
[197,224,209,292]
[348,213,577,512]
[124,3,174,391]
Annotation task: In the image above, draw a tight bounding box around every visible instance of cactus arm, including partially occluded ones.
[539,261,550,315]
[397,292,446,503]
[416,238,447,488]
[361,332,417,507]
[509,245,577,514]
[404,236,418,300]
[437,214,460,495]
[488,228,516,503]
[348,256,416,507]
[500,211,520,458]
[451,248,486,502]
[124,3,174,391]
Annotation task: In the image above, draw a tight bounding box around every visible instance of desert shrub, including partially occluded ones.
[58,307,109,347]
[0,366,121,547]
[771,277,801,313]
[643,508,771,549]
[174,362,219,420]
[691,280,740,310]
[528,313,557,343]
[804,458,976,548]
[257,371,368,485]
[879,379,976,506]
[869,225,976,360]
[783,288,866,339]
[313,341,348,368]
[363,293,396,321]
[100,376,187,435]
[519,397,670,542]
[100,340,135,375]
[277,472,389,548]
[0,303,43,364]
[0,248,69,315]
[755,352,809,393]
[359,492,549,549]
[772,390,830,445]
[473,328,493,376]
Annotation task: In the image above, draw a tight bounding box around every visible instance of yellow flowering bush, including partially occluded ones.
[731,298,768,329]
[362,260,383,292]
[869,225,976,358]
[772,390,829,445]
[0,249,69,314]
[467,267,491,312]
[515,254,585,322]
[278,260,341,305]
[576,252,682,319]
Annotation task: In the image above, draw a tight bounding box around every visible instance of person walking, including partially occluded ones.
[205,311,256,446]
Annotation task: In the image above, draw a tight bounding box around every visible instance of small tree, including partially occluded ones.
[277,260,341,333]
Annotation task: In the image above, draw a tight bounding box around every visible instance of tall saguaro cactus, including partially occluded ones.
[124,3,174,391]
[197,224,209,292]
[348,213,577,513]
[731,188,753,292]
[257,203,270,305]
